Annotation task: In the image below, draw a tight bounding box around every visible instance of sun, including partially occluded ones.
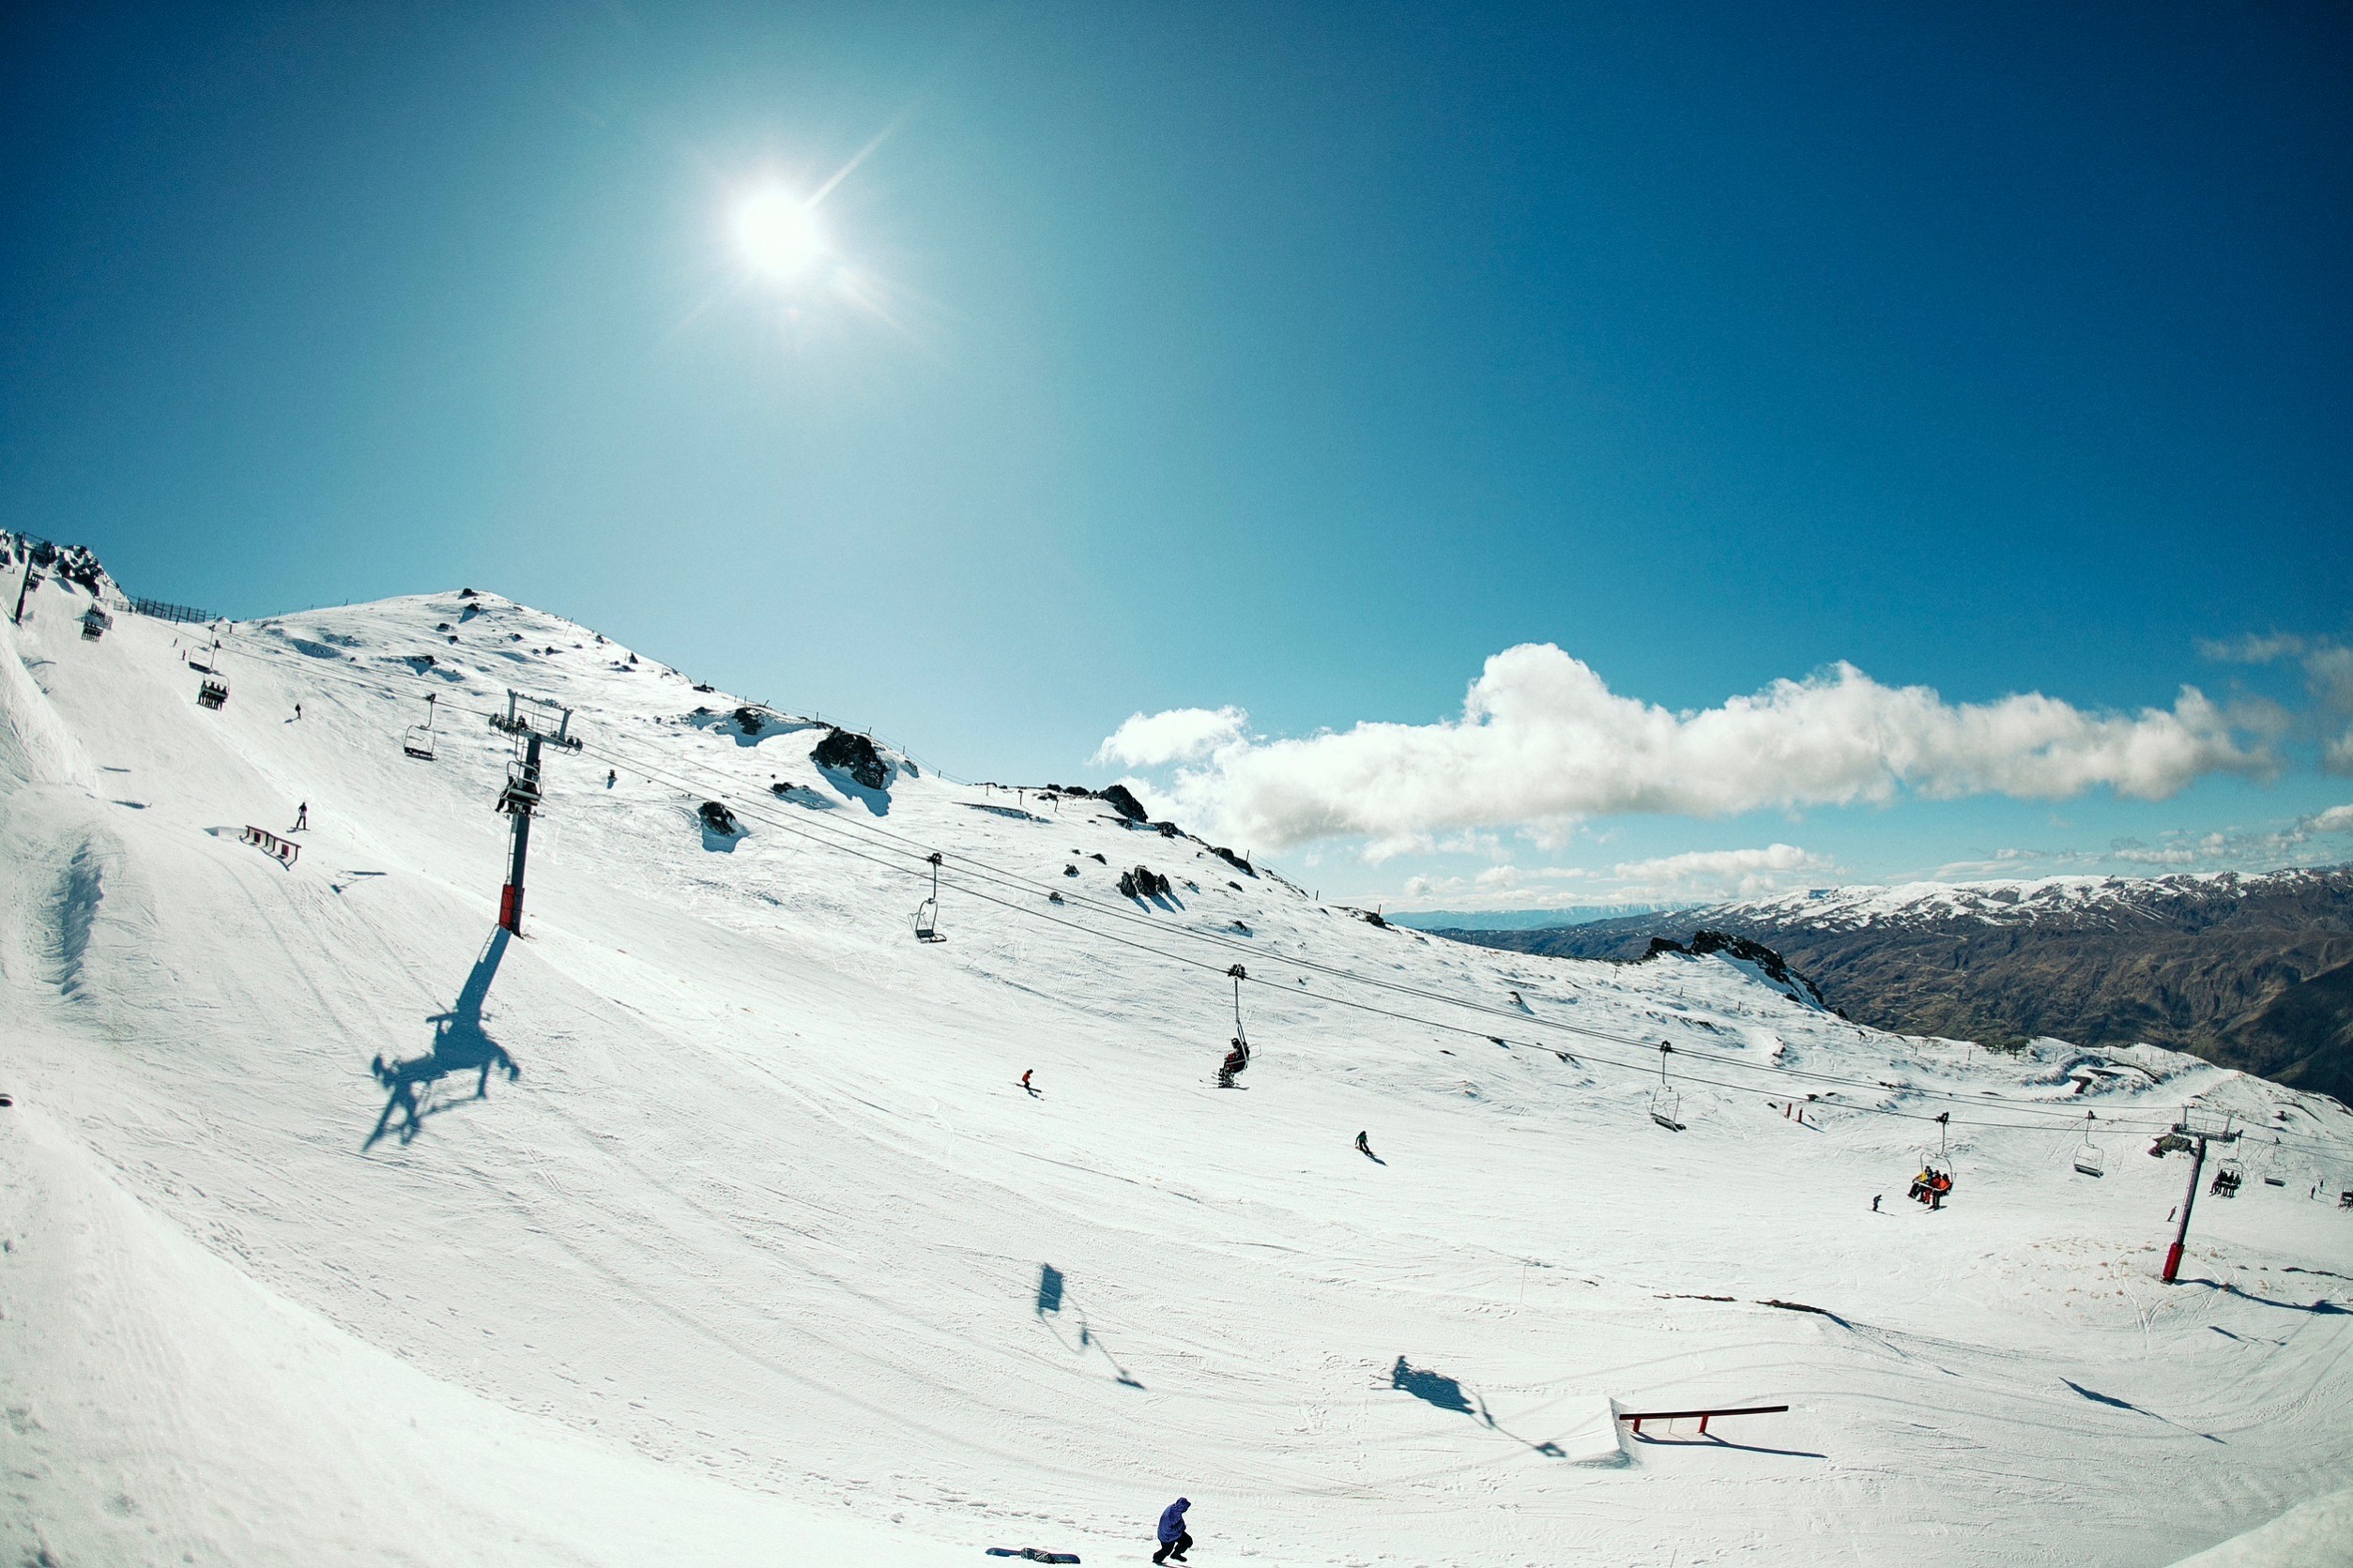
[733,189,825,281]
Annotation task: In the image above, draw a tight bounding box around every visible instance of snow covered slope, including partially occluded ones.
[5,574,2352,1567]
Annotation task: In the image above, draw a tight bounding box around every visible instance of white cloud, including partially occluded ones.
[1609,843,1835,899]
[2199,632,2306,664]
[2305,644,2353,775]
[2312,804,2353,834]
[1090,706,1247,769]
[2197,632,2353,774]
[2111,842,2211,866]
[1123,644,2266,852]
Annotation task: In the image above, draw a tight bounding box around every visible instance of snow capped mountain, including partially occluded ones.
[1718,867,2349,932]
[6,568,2353,1567]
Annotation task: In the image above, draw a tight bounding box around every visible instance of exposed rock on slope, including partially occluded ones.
[811,727,892,790]
[1642,931,1832,1011]
[1440,868,2353,1104]
[1097,783,1148,822]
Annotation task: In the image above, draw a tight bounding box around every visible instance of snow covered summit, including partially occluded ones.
[4,571,2351,1567]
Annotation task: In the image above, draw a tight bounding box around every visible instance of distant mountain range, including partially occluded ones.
[1432,867,2353,1106]
[1386,903,1681,932]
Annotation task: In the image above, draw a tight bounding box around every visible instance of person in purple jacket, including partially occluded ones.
[1152,1497,1192,1563]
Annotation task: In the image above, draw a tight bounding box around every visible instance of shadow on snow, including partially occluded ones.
[365,926,521,1149]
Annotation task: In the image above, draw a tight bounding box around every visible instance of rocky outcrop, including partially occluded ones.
[1119,865,1171,900]
[1640,931,1831,1010]
[812,728,891,790]
[1099,784,1148,823]
[697,800,739,834]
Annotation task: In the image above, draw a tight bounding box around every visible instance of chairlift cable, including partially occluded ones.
[206,647,2327,1131]
[206,647,2353,1151]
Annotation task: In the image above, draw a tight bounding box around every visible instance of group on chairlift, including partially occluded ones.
[2210,1156,2244,1199]
[1908,1112,1956,1209]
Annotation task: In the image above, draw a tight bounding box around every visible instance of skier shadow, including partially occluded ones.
[1034,1263,1144,1389]
[364,927,522,1149]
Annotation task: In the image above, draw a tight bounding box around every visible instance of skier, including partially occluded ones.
[293,801,309,832]
[606,769,617,788]
[1152,1497,1192,1565]
[1872,1194,1882,1213]
[1021,1069,1038,1097]
[1354,1130,1374,1158]
[293,702,302,721]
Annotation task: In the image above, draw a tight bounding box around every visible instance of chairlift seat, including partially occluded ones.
[197,678,229,710]
[1649,1088,1684,1132]
[402,725,438,760]
[2073,1152,2104,1178]
[912,898,944,943]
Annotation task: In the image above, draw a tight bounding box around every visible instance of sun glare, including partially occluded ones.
[734,189,825,281]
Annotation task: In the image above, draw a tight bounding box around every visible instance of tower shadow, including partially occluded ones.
[365,926,522,1149]
[1033,1262,1144,1388]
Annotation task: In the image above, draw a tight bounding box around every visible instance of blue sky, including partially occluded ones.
[4,2,2349,908]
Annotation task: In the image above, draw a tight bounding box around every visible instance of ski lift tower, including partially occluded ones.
[489,690,579,935]
[2161,1105,2241,1283]
[12,555,44,625]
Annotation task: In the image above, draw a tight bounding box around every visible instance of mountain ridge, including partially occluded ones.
[1436,866,2353,1104]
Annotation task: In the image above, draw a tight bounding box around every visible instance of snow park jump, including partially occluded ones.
[4,559,2353,1565]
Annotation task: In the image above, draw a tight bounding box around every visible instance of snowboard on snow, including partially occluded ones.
[984,1550,1080,1563]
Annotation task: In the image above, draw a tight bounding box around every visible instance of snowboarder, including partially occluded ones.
[293,702,302,721]
[1355,1130,1374,1158]
[606,769,617,788]
[1872,1194,1882,1213]
[1021,1069,1038,1097]
[1152,1497,1192,1564]
[293,801,309,832]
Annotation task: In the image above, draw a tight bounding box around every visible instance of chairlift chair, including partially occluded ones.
[1218,965,1251,1088]
[912,851,945,942]
[1909,1112,1956,1208]
[80,605,112,642]
[196,677,230,710]
[2072,1110,2105,1178]
[2210,1157,2243,1199]
[495,759,541,815]
[403,693,439,760]
[1649,1042,1684,1131]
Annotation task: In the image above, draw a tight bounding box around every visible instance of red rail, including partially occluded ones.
[1618,1404,1788,1437]
[241,825,300,867]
